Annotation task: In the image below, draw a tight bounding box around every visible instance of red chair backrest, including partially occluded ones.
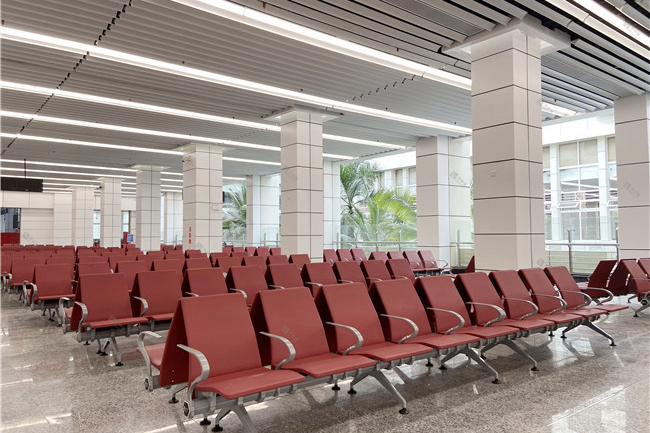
[77,262,111,279]
[45,257,75,278]
[637,258,650,276]
[232,247,245,253]
[77,255,106,264]
[606,261,631,296]
[318,283,387,352]
[370,278,433,341]
[269,248,282,256]
[519,268,563,314]
[183,294,263,382]
[418,250,439,269]
[490,270,537,319]
[231,251,249,259]
[368,251,388,262]
[265,264,304,289]
[1,256,12,274]
[245,246,257,256]
[360,259,391,282]
[350,248,367,262]
[387,251,403,261]
[33,264,73,298]
[242,256,267,269]
[336,249,353,262]
[333,261,367,288]
[71,273,132,330]
[146,251,165,260]
[323,249,338,264]
[621,260,650,298]
[9,259,44,284]
[216,256,244,273]
[301,263,338,296]
[109,256,135,272]
[210,252,229,266]
[23,253,49,261]
[165,251,184,262]
[151,260,183,284]
[415,275,472,333]
[132,270,182,316]
[289,254,310,269]
[454,272,505,325]
[226,266,268,305]
[403,251,422,269]
[184,249,203,259]
[115,261,150,292]
[222,245,234,254]
[266,255,289,265]
[466,256,475,273]
[183,258,212,273]
[181,268,227,297]
[251,287,330,366]
[544,266,584,309]
[386,259,416,283]
[254,246,270,257]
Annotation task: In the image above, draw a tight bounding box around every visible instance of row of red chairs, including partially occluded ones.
[137,264,629,430]
[324,248,450,273]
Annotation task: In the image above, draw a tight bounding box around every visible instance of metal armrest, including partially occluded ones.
[465,302,506,327]
[228,288,247,301]
[59,297,71,328]
[502,297,539,319]
[531,293,567,314]
[137,331,163,379]
[326,322,363,355]
[75,301,88,331]
[177,344,210,410]
[393,276,410,280]
[365,277,383,282]
[268,284,286,289]
[132,296,149,316]
[438,260,449,268]
[29,283,38,309]
[338,279,354,284]
[558,290,593,309]
[580,287,614,304]
[22,281,31,305]
[304,281,323,287]
[259,332,296,369]
[380,314,418,344]
[6,272,13,290]
[184,292,199,297]
[426,307,465,334]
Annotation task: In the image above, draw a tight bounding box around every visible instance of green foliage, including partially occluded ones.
[223,183,246,238]
[339,162,417,243]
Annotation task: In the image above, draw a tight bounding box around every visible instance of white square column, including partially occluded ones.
[135,166,161,252]
[53,192,72,246]
[183,144,222,253]
[280,109,324,260]
[324,161,341,249]
[246,175,262,246]
[471,32,545,271]
[71,187,94,247]
[164,192,183,245]
[100,178,122,247]
[615,93,650,258]
[416,136,451,264]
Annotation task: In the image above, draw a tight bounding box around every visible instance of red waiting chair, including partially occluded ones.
[181,268,228,297]
[265,264,304,290]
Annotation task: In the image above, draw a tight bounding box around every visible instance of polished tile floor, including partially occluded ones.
[1,291,648,433]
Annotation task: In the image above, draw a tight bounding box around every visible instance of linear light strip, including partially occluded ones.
[168,0,472,89]
[0,28,471,135]
[572,0,650,47]
[0,109,404,150]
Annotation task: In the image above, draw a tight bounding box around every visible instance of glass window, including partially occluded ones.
[542,146,550,170]
[561,212,580,240]
[408,167,416,186]
[559,143,578,167]
[607,137,616,162]
[394,169,403,187]
[580,211,600,240]
[121,211,130,233]
[579,140,598,165]
[93,210,101,241]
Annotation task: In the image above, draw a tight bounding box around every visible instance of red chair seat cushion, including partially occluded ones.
[281,353,375,378]
[37,293,75,301]
[145,313,174,322]
[499,318,555,331]
[452,325,519,339]
[408,333,479,349]
[536,312,583,324]
[85,317,148,329]
[594,304,628,313]
[568,306,608,318]
[196,367,304,400]
[348,342,430,362]
[145,343,165,369]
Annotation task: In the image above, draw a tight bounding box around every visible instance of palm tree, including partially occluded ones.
[223,183,247,241]
[340,161,380,218]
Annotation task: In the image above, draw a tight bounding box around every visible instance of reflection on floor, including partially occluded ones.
[1,291,648,433]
